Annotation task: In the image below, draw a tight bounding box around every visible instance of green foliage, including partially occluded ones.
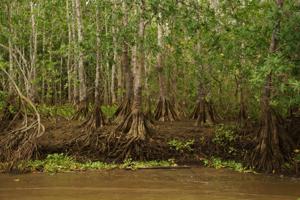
[293,149,300,163]
[121,158,176,170]
[212,124,238,155]
[0,91,7,112]
[37,104,75,119]
[101,105,117,119]
[23,154,177,173]
[168,139,194,153]
[27,154,80,173]
[203,157,253,173]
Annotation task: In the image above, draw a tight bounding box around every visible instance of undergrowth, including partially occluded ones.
[202,157,254,173]
[0,154,177,173]
[168,139,194,153]
[212,124,239,156]
[37,104,117,119]
[38,104,75,119]
[101,105,117,119]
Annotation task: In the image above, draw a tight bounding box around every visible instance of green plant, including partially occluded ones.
[37,104,75,119]
[212,124,238,155]
[168,139,194,152]
[0,91,7,112]
[27,153,79,173]
[293,149,300,163]
[213,124,237,144]
[121,158,176,170]
[21,154,177,173]
[202,157,253,173]
[101,105,117,119]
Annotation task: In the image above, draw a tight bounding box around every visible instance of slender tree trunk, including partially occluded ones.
[123,1,133,100]
[157,21,165,99]
[111,2,118,105]
[94,7,105,128]
[111,26,117,105]
[74,0,87,104]
[80,6,105,129]
[7,3,14,94]
[29,1,37,102]
[113,1,133,122]
[66,0,73,103]
[154,14,178,121]
[191,43,215,125]
[71,0,79,104]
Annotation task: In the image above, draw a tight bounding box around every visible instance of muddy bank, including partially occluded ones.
[1,117,299,175]
[36,119,248,164]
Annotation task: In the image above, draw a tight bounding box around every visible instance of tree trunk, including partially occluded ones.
[154,14,179,122]
[66,0,73,103]
[111,4,117,105]
[81,6,105,130]
[252,0,293,172]
[28,1,37,102]
[113,1,133,123]
[191,83,215,126]
[8,3,14,94]
[72,0,88,119]
[71,0,79,105]
[74,0,86,104]
[111,1,153,161]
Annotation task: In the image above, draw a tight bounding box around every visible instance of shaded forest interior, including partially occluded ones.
[0,0,299,174]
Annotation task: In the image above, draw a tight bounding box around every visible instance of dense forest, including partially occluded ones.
[0,0,299,174]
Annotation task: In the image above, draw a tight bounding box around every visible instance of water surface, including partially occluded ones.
[0,168,299,200]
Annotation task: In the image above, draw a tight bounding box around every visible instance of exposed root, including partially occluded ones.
[251,109,294,173]
[107,110,155,161]
[238,103,248,127]
[191,100,215,126]
[72,100,89,120]
[80,105,105,130]
[68,105,106,157]
[0,116,44,168]
[0,70,45,170]
[113,98,132,124]
[154,97,179,122]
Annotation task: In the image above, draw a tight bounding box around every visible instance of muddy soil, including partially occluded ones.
[36,119,216,162]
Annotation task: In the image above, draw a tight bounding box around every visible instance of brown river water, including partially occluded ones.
[0,168,299,200]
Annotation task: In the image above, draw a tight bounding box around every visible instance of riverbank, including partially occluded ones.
[1,118,299,176]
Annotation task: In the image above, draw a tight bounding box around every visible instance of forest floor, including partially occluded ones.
[1,116,299,175]
[38,119,216,163]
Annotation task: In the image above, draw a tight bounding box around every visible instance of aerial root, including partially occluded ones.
[251,109,294,173]
[154,97,179,122]
[113,98,132,124]
[72,101,89,121]
[0,69,45,171]
[191,100,216,126]
[68,105,106,155]
[106,111,155,161]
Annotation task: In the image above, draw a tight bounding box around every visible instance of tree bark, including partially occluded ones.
[154,13,178,122]
[113,2,133,123]
[28,1,37,102]
[8,2,14,94]
[71,0,79,104]
[74,0,87,104]
[66,0,73,103]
